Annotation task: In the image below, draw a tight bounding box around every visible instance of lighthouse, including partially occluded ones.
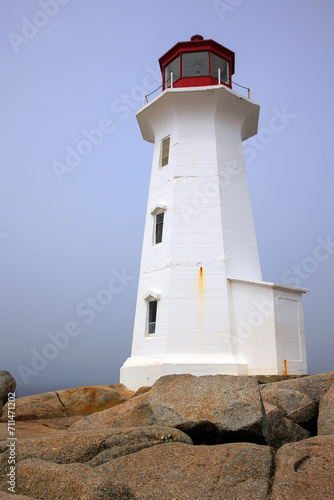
[120,35,308,391]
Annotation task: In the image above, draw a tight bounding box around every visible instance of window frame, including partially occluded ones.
[150,205,167,246]
[146,299,157,336]
[154,211,164,245]
[160,135,170,168]
[143,291,161,337]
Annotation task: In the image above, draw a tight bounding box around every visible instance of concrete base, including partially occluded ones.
[120,354,248,391]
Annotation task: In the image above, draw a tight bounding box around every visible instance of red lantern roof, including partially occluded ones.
[159,35,235,90]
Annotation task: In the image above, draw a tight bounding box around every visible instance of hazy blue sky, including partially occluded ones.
[1,0,333,397]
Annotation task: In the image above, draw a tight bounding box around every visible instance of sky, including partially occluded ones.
[1,0,333,398]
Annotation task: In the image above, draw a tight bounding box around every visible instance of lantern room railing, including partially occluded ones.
[143,75,252,106]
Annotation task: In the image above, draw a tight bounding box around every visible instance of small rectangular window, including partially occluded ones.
[147,300,157,335]
[155,212,164,244]
[161,136,170,167]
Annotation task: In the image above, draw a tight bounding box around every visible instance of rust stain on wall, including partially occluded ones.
[199,266,204,296]
[199,267,204,342]
[283,359,288,375]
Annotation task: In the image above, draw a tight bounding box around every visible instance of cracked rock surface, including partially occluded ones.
[0,372,333,499]
[271,435,334,499]
[0,384,134,421]
[71,374,271,445]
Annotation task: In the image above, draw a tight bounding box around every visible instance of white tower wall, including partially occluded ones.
[120,86,308,390]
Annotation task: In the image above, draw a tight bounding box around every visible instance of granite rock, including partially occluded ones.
[98,441,274,500]
[261,372,334,405]
[0,492,37,500]
[58,384,134,416]
[0,426,191,473]
[133,386,151,397]
[71,374,270,445]
[0,374,333,499]
[317,380,334,435]
[264,403,310,449]
[260,387,316,426]
[11,459,136,500]
[0,371,16,418]
[0,384,134,422]
[1,391,66,422]
[271,435,334,499]
[0,416,82,441]
[70,392,152,432]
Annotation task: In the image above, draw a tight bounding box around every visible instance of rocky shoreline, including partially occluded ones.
[0,370,333,499]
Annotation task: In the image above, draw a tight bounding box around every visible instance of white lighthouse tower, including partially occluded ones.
[120,35,308,391]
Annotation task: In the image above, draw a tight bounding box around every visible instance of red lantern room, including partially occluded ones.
[159,34,235,90]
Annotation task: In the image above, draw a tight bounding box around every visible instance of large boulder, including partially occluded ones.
[260,387,316,426]
[98,441,274,500]
[261,372,334,405]
[0,416,82,441]
[1,373,333,499]
[71,374,270,445]
[88,426,192,466]
[1,443,273,500]
[70,392,152,432]
[318,380,334,435]
[271,435,334,499]
[148,374,270,444]
[0,384,134,421]
[9,459,136,500]
[1,392,66,422]
[0,371,16,418]
[133,386,151,397]
[0,426,192,473]
[264,403,310,449]
[57,384,134,416]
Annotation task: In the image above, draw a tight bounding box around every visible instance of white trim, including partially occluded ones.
[143,290,161,301]
[150,204,167,216]
[227,277,309,294]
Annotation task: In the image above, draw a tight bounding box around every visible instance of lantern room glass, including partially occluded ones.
[210,53,230,85]
[165,55,180,88]
[182,51,209,77]
[163,49,231,88]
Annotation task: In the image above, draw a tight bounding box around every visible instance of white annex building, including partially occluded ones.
[120,35,308,391]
